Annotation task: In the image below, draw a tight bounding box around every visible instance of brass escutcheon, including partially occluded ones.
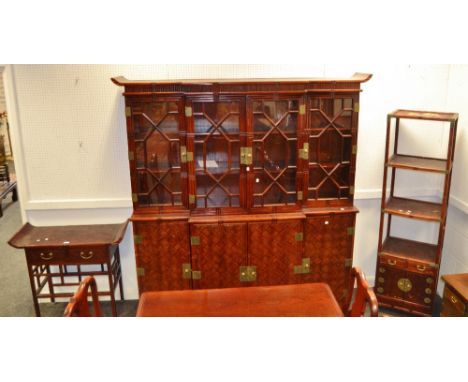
[397,278,413,293]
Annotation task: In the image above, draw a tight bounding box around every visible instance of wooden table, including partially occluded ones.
[8,221,128,317]
[441,273,468,317]
[137,283,344,317]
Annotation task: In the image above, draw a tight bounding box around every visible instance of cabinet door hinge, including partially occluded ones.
[347,227,355,236]
[182,263,202,280]
[240,266,257,282]
[240,147,253,165]
[128,151,135,161]
[294,258,311,274]
[180,146,193,163]
[132,193,138,203]
[185,106,193,117]
[188,194,196,205]
[345,258,353,267]
[299,143,309,160]
[125,106,132,117]
[136,267,145,277]
[353,103,360,113]
[352,145,357,155]
[299,105,306,115]
[134,235,142,244]
[349,186,355,195]
[190,236,200,246]
[295,232,304,242]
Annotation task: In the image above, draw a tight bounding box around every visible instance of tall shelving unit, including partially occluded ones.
[375,110,458,316]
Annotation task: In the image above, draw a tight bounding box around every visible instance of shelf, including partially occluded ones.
[381,236,437,264]
[384,197,442,222]
[387,154,449,174]
[389,109,458,122]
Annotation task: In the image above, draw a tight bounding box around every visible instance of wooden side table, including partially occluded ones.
[440,273,468,317]
[9,221,129,317]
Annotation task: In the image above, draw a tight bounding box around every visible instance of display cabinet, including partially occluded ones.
[113,74,371,307]
[375,110,458,316]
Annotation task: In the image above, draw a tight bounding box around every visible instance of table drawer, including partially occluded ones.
[26,246,108,265]
[442,286,466,316]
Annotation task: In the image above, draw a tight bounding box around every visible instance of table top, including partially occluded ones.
[137,283,344,317]
[442,273,468,302]
[8,221,129,249]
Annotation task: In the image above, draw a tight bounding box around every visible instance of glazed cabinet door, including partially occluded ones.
[128,98,187,211]
[187,98,246,211]
[303,213,356,305]
[305,96,358,206]
[133,220,191,294]
[248,219,304,286]
[248,97,304,211]
[189,223,248,289]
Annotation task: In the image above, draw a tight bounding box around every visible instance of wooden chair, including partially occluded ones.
[0,163,18,218]
[64,276,103,317]
[345,267,379,317]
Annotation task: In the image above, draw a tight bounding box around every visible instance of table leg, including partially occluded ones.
[116,247,125,301]
[107,260,117,317]
[27,263,41,317]
[46,265,55,303]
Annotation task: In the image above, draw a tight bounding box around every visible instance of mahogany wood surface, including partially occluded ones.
[114,74,371,302]
[64,276,103,317]
[136,283,344,317]
[8,222,128,317]
[375,109,458,316]
[441,274,468,302]
[345,267,379,317]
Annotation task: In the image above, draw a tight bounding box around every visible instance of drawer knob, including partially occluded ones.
[451,295,458,304]
[80,251,94,260]
[417,265,426,272]
[424,298,432,304]
[377,287,384,294]
[40,252,54,260]
[379,267,386,274]
[388,259,397,266]
[425,288,432,295]
[324,221,329,225]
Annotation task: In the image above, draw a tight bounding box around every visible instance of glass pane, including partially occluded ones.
[194,101,241,208]
[307,97,353,201]
[133,101,182,207]
[252,99,298,207]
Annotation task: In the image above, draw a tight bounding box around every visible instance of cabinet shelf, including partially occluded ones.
[386,154,449,174]
[383,196,442,222]
[381,236,437,264]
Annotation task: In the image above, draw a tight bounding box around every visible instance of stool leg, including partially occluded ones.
[27,263,41,317]
[107,260,117,317]
[116,247,124,301]
[12,187,18,202]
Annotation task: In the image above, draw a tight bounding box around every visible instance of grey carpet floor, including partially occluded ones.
[1,191,441,317]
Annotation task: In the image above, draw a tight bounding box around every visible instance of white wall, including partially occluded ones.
[4,64,467,299]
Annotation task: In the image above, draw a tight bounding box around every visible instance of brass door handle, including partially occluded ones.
[80,251,94,260]
[40,252,54,260]
[417,265,426,271]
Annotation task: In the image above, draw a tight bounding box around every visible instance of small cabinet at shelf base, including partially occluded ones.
[375,258,438,316]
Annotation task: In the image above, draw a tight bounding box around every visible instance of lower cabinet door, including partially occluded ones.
[133,220,191,294]
[248,219,304,286]
[303,213,356,306]
[190,223,248,289]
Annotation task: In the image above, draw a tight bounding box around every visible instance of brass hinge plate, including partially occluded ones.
[125,106,132,117]
[185,106,193,117]
[345,258,353,267]
[299,142,309,160]
[240,266,257,282]
[352,145,357,155]
[188,194,196,205]
[180,146,193,163]
[132,193,138,203]
[297,191,303,201]
[294,258,311,274]
[354,103,360,113]
[134,235,142,244]
[136,267,145,277]
[190,236,200,246]
[192,271,202,280]
[299,105,306,115]
[128,151,135,161]
[347,227,355,236]
[240,147,253,165]
[349,186,355,195]
[295,232,304,242]
[182,263,192,279]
